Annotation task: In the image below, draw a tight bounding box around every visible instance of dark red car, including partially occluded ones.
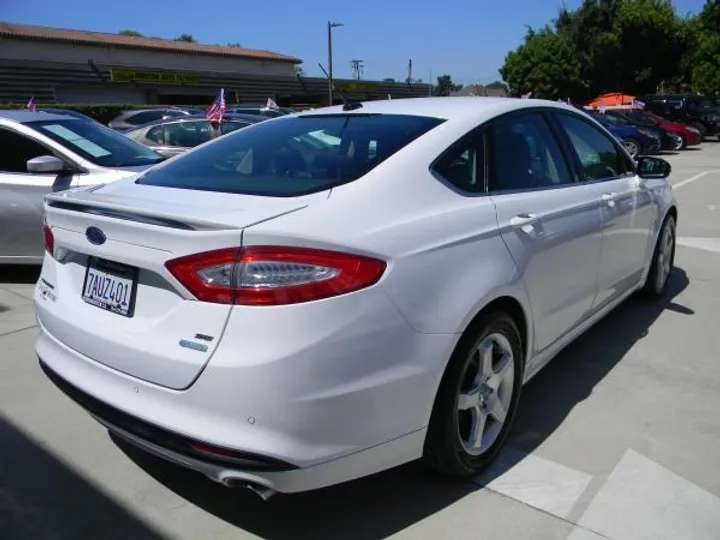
[609,110,702,150]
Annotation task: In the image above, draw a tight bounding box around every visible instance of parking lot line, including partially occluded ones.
[672,170,720,190]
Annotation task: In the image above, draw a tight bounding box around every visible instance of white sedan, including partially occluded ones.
[34,97,677,499]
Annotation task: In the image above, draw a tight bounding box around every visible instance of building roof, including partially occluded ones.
[0,22,301,64]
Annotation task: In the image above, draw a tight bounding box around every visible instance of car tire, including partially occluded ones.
[674,134,687,150]
[423,312,523,478]
[641,214,676,299]
[691,122,707,139]
[623,137,641,158]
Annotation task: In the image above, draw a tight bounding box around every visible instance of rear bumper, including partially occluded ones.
[39,357,426,493]
[35,297,455,492]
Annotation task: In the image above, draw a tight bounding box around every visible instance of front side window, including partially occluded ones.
[29,119,163,167]
[489,112,572,191]
[555,113,632,181]
[0,128,57,173]
[138,113,444,196]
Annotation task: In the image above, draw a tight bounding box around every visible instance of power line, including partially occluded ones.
[350,59,364,80]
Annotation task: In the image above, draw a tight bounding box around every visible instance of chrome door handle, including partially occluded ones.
[601,192,618,207]
[509,213,537,227]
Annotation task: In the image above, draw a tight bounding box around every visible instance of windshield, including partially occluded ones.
[138,113,444,197]
[29,119,164,167]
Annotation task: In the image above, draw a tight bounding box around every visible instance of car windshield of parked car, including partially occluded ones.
[138,113,444,196]
[29,119,164,167]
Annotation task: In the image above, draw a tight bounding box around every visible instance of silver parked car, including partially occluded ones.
[0,110,164,265]
[124,114,263,158]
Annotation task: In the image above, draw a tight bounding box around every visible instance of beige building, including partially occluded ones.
[0,22,430,106]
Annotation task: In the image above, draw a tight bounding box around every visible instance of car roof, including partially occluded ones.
[295,96,577,122]
[0,109,74,123]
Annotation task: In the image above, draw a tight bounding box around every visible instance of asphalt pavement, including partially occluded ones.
[2,143,720,540]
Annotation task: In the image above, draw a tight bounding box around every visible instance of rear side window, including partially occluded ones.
[555,113,633,180]
[138,114,444,196]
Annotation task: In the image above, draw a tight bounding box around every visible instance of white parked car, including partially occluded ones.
[34,97,677,499]
[0,110,163,264]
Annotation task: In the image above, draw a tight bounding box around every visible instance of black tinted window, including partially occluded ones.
[490,112,572,191]
[29,119,163,167]
[556,113,632,180]
[432,132,484,192]
[139,114,444,196]
[0,128,55,173]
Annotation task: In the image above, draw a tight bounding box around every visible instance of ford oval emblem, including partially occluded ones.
[86,226,106,245]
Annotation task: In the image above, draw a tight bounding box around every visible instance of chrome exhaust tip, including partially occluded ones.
[244,482,277,501]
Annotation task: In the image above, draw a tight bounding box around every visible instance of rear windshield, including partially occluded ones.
[29,119,164,167]
[137,113,444,196]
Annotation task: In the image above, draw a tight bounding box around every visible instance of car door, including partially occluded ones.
[0,126,76,262]
[487,110,603,353]
[552,111,658,310]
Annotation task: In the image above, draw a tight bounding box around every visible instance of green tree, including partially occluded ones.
[692,0,720,94]
[433,74,463,96]
[501,0,694,101]
[383,78,396,82]
[119,30,144,37]
[499,27,585,100]
[176,33,196,43]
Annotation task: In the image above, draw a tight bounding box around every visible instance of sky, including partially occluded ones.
[1,0,708,85]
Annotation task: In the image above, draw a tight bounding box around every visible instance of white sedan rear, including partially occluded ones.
[34,97,677,498]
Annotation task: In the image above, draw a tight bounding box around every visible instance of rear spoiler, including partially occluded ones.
[44,190,239,232]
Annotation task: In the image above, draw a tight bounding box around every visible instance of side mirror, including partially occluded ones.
[636,156,671,179]
[27,155,66,174]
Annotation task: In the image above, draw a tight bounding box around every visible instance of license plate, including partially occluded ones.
[81,257,138,317]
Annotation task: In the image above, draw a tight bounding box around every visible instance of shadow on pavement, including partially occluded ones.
[0,415,167,540]
[0,265,41,285]
[115,268,691,540]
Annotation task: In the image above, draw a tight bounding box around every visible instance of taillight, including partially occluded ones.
[165,246,386,305]
[42,220,54,256]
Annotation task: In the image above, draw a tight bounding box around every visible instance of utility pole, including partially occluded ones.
[327,21,344,106]
[407,59,413,85]
[350,59,364,80]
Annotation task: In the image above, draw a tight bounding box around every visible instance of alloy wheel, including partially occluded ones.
[623,139,639,158]
[656,219,675,291]
[457,333,515,456]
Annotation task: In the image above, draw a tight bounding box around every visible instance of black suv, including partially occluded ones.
[641,94,720,140]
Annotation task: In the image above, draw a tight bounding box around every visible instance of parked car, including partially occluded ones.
[108,107,201,131]
[586,110,662,157]
[35,97,677,499]
[0,110,164,264]
[605,109,701,150]
[225,103,290,118]
[124,113,264,158]
[641,94,720,139]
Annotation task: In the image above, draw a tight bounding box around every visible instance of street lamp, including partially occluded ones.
[327,21,344,106]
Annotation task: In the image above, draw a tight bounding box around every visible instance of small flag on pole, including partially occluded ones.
[206,89,226,123]
[521,91,533,99]
[266,97,279,110]
[631,99,645,110]
[388,94,392,100]
[599,104,607,114]
[26,96,37,112]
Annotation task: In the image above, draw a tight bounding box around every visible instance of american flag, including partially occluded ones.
[206,89,226,123]
[631,99,646,110]
[266,97,279,109]
[521,91,533,99]
[27,96,37,112]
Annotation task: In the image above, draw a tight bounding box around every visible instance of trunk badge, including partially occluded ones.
[179,339,208,353]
